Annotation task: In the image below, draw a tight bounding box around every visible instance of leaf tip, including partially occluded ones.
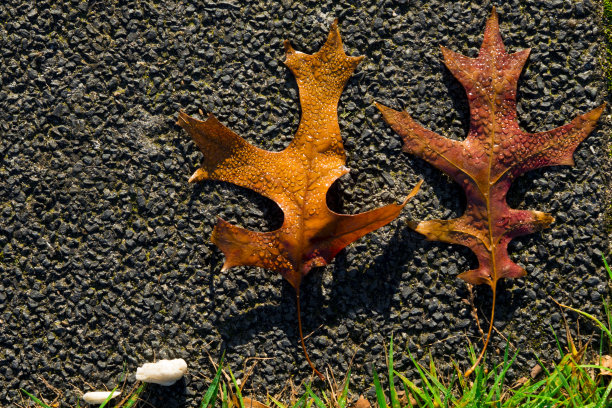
[480,5,505,55]
[283,39,295,56]
[351,54,366,67]
[589,102,607,121]
[188,168,206,183]
[439,44,450,55]
[373,101,387,111]
[177,110,188,127]
[374,101,398,122]
[531,211,554,229]
[331,17,339,30]
[324,17,343,51]
[406,220,419,230]
[488,6,499,26]
[402,179,423,204]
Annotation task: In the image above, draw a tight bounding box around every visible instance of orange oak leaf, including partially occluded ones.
[377,8,604,375]
[178,20,421,380]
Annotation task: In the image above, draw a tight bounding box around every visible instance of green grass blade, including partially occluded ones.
[550,326,565,357]
[443,375,456,407]
[514,377,547,393]
[604,301,612,343]
[428,353,437,381]
[531,395,564,408]
[472,360,486,405]
[227,365,244,408]
[595,379,612,408]
[121,382,147,408]
[98,385,119,408]
[399,381,413,408]
[421,372,450,402]
[322,392,331,408]
[490,344,510,397]
[21,389,53,408]
[602,255,612,281]
[394,371,433,407]
[201,357,225,408]
[291,394,307,408]
[533,354,553,378]
[372,369,387,408]
[388,336,400,408]
[488,345,519,404]
[338,369,351,408]
[269,395,287,408]
[305,384,326,408]
[574,363,597,388]
[222,383,229,408]
[559,304,612,341]
[406,351,443,407]
[451,361,467,392]
[551,365,579,408]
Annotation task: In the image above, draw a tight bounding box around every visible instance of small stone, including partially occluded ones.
[82,391,120,404]
[135,358,188,386]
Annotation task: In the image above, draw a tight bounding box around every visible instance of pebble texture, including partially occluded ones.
[0,0,609,406]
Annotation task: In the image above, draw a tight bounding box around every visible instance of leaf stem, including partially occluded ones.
[465,286,496,377]
[296,290,325,381]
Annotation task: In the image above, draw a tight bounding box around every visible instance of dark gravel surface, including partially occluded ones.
[0,0,610,406]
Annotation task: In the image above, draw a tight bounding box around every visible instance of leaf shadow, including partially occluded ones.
[213,268,329,373]
[143,380,187,408]
[185,180,310,355]
[328,227,421,313]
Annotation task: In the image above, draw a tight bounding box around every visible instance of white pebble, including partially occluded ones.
[135,358,188,386]
[82,391,121,404]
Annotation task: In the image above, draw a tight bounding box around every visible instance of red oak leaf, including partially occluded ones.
[377,8,604,374]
